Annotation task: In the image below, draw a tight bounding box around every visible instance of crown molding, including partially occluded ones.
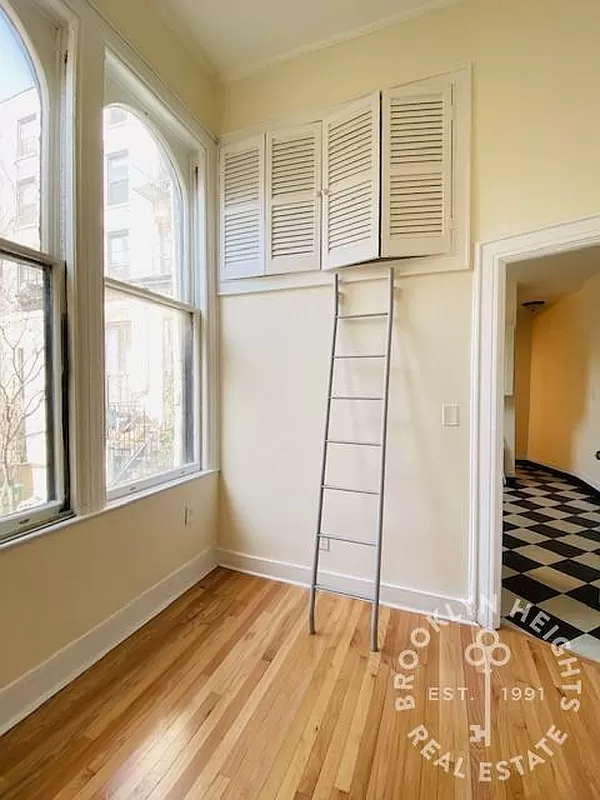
[221,0,465,82]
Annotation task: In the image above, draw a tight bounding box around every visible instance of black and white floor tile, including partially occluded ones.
[502,462,600,662]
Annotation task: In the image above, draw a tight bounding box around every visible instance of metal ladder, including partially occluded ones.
[308,267,394,652]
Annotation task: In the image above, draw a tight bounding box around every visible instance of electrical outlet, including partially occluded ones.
[319,538,330,552]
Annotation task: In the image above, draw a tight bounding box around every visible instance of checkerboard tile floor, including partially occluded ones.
[502,462,600,662]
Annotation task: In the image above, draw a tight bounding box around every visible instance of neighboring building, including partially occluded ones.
[0,88,183,508]
[0,86,46,513]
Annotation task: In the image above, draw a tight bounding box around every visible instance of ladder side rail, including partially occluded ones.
[370,267,395,652]
[308,272,340,634]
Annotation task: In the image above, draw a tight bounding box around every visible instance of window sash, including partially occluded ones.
[103,276,200,500]
[0,238,67,542]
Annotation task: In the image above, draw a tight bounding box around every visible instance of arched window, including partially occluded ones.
[0,2,66,540]
[0,6,41,248]
[103,103,196,496]
[103,106,181,298]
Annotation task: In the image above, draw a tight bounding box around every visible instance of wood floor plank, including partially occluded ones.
[1,570,600,799]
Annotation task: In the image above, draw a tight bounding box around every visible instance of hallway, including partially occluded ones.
[502,462,600,661]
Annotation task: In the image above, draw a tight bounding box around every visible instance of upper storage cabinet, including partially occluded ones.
[266,124,321,274]
[219,136,265,280]
[218,68,470,285]
[382,75,453,258]
[322,94,380,270]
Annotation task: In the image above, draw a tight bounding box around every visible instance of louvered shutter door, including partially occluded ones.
[266,124,321,274]
[322,94,380,270]
[382,77,453,258]
[219,136,265,280]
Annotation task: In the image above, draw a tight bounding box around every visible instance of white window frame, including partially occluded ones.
[0,0,218,546]
[0,0,70,543]
[102,84,204,503]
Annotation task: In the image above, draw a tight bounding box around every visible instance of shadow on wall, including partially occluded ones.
[520,272,600,490]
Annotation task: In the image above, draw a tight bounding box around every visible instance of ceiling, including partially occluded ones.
[510,245,600,312]
[150,0,461,79]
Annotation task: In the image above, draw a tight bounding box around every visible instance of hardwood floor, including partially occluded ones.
[1,568,599,799]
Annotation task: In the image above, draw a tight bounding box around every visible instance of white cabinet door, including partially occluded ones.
[382,75,453,258]
[322,94,380,270]
[219,136,265,280]
[266,123,321,275]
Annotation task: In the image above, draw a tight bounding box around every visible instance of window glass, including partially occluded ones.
[103,107,182,300]
[0,9,41,249]
[0,258,53,517]
[105,288,191,489]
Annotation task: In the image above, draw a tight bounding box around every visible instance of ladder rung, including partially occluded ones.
[338,313,388,320]
[323,485,379,496]
[326,439,381,447]
[331,396,383,401]
[334,354,386,360]
[315,584,374,603]
[319,533,376,547]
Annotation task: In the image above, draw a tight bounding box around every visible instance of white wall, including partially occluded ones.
[219,0,600,610]
[220,273,472,604]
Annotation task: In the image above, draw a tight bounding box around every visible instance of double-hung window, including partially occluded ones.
[103,72,201,499]
[0,1,68,541]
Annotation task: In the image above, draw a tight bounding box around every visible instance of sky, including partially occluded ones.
[0,9,36,103]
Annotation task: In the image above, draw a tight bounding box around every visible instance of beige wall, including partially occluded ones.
[94,0,219,133]
[219,0,600,603]
[0,473,217,689]
[0,2,219,693]
[514,311,533,460]
[528,273,600,490]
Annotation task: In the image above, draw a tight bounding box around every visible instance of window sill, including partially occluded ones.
[0,468,218,553]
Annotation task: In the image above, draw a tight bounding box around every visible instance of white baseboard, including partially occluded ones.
[216,548,474,624]
[0,546,216,737]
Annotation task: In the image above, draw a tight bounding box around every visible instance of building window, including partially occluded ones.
[17,114,39,157]
[107,230,130,274]
[103,104,196,498]
[106,151,129,206]
[0,6,67,541]
[107,106,127,126]
[16,178,37,227]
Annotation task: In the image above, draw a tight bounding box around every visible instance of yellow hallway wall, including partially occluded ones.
[219,0,600,604]
[528,272,600,490]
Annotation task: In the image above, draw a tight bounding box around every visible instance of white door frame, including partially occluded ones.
[470,214,600,629]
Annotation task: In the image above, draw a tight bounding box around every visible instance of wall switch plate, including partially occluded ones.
[442,404,460,427]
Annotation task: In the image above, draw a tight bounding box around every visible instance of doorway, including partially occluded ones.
[471,215,600,662]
